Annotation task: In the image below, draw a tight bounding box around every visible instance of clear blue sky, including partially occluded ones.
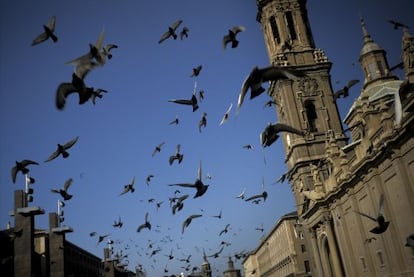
[0,0,412,276]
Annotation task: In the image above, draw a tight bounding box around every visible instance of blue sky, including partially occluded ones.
[0,0,412,276]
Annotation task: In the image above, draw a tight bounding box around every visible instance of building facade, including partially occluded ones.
[243,212,311,277]
[253,0,414,276]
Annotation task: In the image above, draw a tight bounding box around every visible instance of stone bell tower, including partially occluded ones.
[256,0,348,211]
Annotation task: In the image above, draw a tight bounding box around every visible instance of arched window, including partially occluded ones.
[304,100,318,132]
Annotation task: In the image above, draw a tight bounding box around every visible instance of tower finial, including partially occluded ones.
[360,17,373,45]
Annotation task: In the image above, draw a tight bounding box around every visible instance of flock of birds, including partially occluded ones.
[8,9,414,277]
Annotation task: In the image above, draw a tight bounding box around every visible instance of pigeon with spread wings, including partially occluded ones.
[333,79,360,101]
[32,16,58,46]
[169,81,199,112]
[51,178,74,201]
[353,193,390,234]
[219,103,233,126]
[223,25,245,50]
[45,136,79,162]
[260,122,305,147]
[182,214,202,234]
[169,144,184,165]
[137,212,151,232]
[237,66,304,112]
[11,160,38,184]
[119,176,135,196]
[158,19,183,44]
[169,161,208,198]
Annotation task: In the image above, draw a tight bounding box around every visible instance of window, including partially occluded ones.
[304,260,311,273]
[269,16,281,44]
[304,100,318,132]
[285,11,297,40]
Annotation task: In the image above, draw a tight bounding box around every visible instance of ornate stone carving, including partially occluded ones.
[313,48,329,63]
[298,77,319,96]
[402,29,414,69]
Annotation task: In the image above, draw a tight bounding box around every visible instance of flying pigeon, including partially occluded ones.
[146,174,154,186]
[97,233,110,244]
[180,27,189,40]
[172,194,189,215]
[51,178,74,201]
[137,212,151,232]
[235,188,246,200]
[169,161,209,198]
[223,26,245,49]
[119,176,135,196]
[260,122,305,147]
[190,65,202,77]
[113,217,123,228]
[158,19,183,44]
[263,100,278,108]
[237,65,305,111]
[169,144,184,165]
[168,94,199,112]
[182,214,202,234]
[388,20,410,30]
[354,193,390,234]
[245,191,268,202]
[32,16,58,46]
[242,144,254,150]
[45,136,79,162]
[208,246,224,258]
[169,115,179,125]
[219,103,233,126]
[66,29,106,66]
[219,224,231,236]
[11,159,38,184]
[152,142,165,157]
[333,79,360,100]
[198,112,207,132]
[212,209,222,219]
[55,73,97,110]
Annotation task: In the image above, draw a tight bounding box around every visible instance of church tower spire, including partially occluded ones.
[256,0,348,210]
[358,18,397,90]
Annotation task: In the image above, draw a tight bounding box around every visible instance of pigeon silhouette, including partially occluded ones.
[198,112,207,132]
[146,174,154,186]
[102,44,118,60]
[182,214,202,234]
[245,191,268,202]
[223,26,245,50]
[260,122,305,147]
[190,65,202,77]
[159,19,183,44]
[388,20,410,30]
[169,161,209,198]
[242,144,254,150]
[333,79,360,101]
[45,136,79,162]
[169,144,184,165]
[97,233,110,245]
[235,188,246,200]
[55,73,97,110]
[51,178,73,201]
[237,65,305,111]
[112,217,123,228]
[169,115,179,125]
[212,209,222,219]
[354,193,390,234]
[119,176,135,196]
[11,159,38,184]
[137,212,151,232]
[172,194,189,215]
[219,103,233,126]
[208,246,224,258]
[180,27,189,40]
[263,100,278,108]
[219,224,231,236]
[169,93,199,112]
[32,16,58,46]
[152,142,165,157]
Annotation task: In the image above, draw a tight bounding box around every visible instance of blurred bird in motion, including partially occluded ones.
[333,79,360,101]
[137,212,151,232]
[223,25,245,49]
[169,144,184,165]
[237,65,305,112]
[182,214,202,234]
[260,122,305,147]
[169,161,208,198]
[119,176,135,196]
[354,193,390,234]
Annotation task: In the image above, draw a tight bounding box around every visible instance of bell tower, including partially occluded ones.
[256,0,348,212]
